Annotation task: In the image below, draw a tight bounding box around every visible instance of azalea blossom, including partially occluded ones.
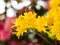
[6,2,11,8]
[11,0,31,10]
[0,16,16,42]
[0,22,11,42]
[4,17,16,31]
[0,0,5,14]
[0,30,11,42]
[6,8,16,17]
[36,0,49,10]
[35,4,41,10]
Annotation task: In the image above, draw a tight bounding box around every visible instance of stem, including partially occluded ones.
[55,40,57,45]
[36,32,54,45]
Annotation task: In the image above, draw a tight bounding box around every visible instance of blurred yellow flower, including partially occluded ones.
[24,12,37,28]
[14,12,48,38]
[46,0,60,40]
[56,33,60,40]
[50,0,60,8]
[13,0,60,40]
[14,12,37,38]
[35,16,47,32]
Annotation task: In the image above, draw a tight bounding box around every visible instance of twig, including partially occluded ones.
[36,32,54,45]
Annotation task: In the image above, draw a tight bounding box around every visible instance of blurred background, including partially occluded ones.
[0,0,57,45]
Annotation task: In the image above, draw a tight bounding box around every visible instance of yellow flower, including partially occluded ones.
[56,33,60,40]
[47,8,60,40]
[35,16,47,32]
[45,0,60,40]
[12,0,60,40]
[24,12,37,28]
[13,12,37,38]
[50,0,60,8]
[14,15,27,38]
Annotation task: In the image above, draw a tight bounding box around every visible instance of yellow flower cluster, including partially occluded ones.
[14,0,60,40]
[47,0,60,40]
[14,9,60,40]
[50,0,60,8]
[14,12,48,38]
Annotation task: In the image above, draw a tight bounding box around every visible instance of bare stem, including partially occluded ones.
[36,32,54,45]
